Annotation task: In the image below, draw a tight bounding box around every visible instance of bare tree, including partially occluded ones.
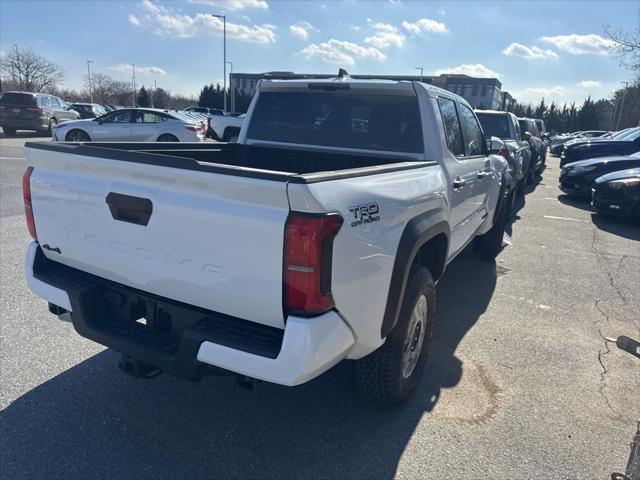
[0,47,64,92]
[605,12,640,78]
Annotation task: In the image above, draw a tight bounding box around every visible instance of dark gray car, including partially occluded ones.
[518,117,546,179]
[0,91,79,135]
[476,110,532,194]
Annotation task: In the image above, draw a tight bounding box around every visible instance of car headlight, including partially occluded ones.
[573,165,598,173]
[606,178,640,189]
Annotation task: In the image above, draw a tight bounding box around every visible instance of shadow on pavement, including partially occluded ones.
[0,247,496,479]
[557,194,594,212]
[591,213,640,241]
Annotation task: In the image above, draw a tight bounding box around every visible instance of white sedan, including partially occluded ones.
[52,108,206,142]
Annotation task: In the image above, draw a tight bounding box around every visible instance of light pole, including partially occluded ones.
[226,61,234,113]
[131,64,136,107]
[212,14,226,113]
[86,60,94,103]
[13,44,20,89]
[607,100,617,131]
[415,66,423,82]
[616,81,629,130]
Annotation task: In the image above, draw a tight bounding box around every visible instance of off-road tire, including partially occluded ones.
[475,196,508,261]
[355,266,436,406]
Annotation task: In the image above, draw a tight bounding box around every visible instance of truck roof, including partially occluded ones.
[258,77,471,104]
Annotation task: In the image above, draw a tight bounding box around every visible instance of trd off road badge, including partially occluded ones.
[348,202,380,227]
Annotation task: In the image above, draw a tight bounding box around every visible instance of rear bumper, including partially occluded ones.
[0,116,48,130]
[25,241,354,386]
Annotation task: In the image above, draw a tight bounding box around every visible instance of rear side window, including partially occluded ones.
[476,114,510,140]
[437,97,464,156]
[458,104,484,156]
[247,91,423,153]
[40,96,50,107]
[0,92,37,106]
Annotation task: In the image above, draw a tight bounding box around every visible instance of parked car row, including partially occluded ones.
[558,126,640,223]
[474,110,548,210]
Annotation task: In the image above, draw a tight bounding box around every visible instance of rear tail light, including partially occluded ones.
[22,167,37,239]
[499,147,509,160]
[28,107,43,114]
[284,212,343,316]
[185,125,197,132]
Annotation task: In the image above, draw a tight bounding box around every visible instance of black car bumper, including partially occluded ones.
[559,176,591,196]
[32,246,284,380]
[0,116,48,130]
[591,186,638,217]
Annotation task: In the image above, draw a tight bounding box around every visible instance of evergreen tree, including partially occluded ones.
[534,98,547,118]
[137,86,150,107]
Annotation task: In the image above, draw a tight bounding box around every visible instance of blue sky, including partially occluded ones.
[0,0,636,104]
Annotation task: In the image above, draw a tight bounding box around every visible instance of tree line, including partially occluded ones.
[505,83,639,134]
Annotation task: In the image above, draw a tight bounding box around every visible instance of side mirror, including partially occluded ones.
[522,131,532,141]
[486,136,504,155]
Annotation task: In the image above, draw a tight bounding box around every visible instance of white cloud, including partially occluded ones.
[364,22,405,49]
[435,63,499,78]
[503,42,558,60]
[540,34,616,55]
[186,0,268,11]
[108,64,168,75]
[134,0,276,43]
[401,18,447,34]
[350,24,361,31]
[514,86,566,102]
[299,39,385,65]
[577,80,601,88]
[289,21,315,40]
[128,14,141,26]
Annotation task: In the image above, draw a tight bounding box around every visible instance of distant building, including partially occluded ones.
[230,71,515,111]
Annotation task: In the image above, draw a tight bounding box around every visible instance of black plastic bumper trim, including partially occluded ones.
[32,246,284,380]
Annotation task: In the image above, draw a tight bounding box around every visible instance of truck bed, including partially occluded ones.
[26,142,430,183]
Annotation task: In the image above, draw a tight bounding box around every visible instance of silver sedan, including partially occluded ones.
[52,108,206,142]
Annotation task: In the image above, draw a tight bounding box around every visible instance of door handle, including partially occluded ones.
[453,177,466,189]
[477,170,490,179]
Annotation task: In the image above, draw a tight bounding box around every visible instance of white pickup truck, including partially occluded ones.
[208,113,244,142]
[24,75,509,405]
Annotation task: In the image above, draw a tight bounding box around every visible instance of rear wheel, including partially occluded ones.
[355,266,436,406]
[157,133,179,142]
[65,129,90,142]
[2,127,17,136]
[222,127,239,142]
[48,118,58,134]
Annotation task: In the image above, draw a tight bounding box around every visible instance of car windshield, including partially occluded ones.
[618,128,640,140]
[0,93,37,106]
[247,91,423,153]
[477,114,511,139]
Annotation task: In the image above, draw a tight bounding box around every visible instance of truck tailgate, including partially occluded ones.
[26,146,290,329]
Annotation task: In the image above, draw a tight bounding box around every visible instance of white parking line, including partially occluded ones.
[543,215,589,223]
[0,156,25,160]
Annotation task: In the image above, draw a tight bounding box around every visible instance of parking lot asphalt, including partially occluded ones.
[1,135,638,479]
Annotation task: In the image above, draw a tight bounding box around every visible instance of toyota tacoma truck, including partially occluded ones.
[23,75,509,405]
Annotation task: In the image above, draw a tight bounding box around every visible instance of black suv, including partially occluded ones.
[0,91,79,135]
[69,103,108,119]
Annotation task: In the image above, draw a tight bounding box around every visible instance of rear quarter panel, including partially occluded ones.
[287,165,448,358]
